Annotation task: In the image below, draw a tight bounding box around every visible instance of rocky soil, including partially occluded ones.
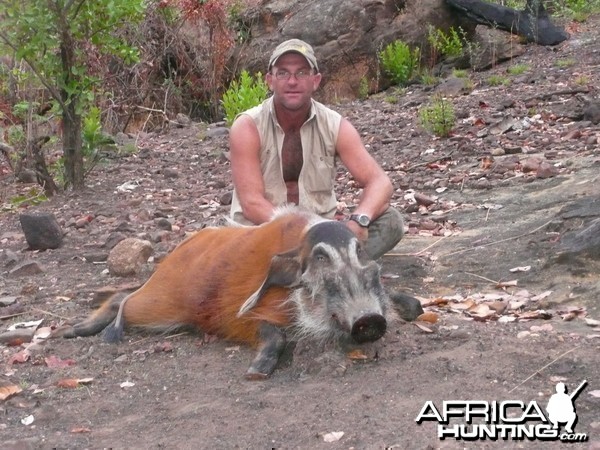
[1,16,600,450]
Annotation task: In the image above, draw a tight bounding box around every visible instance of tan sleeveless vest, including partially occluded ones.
[230,97,341,224]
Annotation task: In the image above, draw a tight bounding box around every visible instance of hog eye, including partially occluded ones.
[314,249,330,263]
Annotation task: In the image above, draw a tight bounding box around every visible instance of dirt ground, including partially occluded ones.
[1,14,600,450]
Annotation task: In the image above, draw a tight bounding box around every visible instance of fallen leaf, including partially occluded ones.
[322,431,344,443]
[588,390,600,398]
[585,318,600,327]
[530,324,554,332]
[8,350,31,365]
[530,291,553,301]
[496,280,518,288]
[550,376,568,382]
[488,301,508,314]
[45,355,77,369]
[21,415,34,425]
[57,379,82,389]
[509,265,531,272]
[0,382,22,401]
[416,311,439,324]
[70,427,92,434]
[447,299,476,311]
[517,310,552,321]
[8,319,43,332]
[414,322,434,333]
[56,377,93,389]
[347,349,368,360]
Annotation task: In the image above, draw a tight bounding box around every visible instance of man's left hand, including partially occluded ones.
[345,219,368,242]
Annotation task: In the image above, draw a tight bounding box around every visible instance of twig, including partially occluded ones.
[0,312,26,320]
[522,87,589,103]
[385,236,448,257]
[508,346,581,394]
[438,219,553,259]
[464,272,498,284]
[32,308,70,320]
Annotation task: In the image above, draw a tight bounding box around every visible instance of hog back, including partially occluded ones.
[122,212,311,345]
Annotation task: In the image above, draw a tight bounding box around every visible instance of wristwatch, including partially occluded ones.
[349,213,371,228]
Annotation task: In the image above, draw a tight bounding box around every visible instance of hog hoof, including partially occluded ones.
[390,292,424,321]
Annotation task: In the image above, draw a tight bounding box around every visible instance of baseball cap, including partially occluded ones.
[268,39,319,72]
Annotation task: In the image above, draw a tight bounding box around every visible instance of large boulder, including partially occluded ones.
[232,0,473,101]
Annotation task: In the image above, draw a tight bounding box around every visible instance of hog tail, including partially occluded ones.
[101,292,132,343]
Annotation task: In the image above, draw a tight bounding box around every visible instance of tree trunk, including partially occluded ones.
[444,0,569,46]
[62,96,84,189]
[59,28,85,189]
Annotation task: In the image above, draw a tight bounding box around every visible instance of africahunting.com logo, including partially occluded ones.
[415,380,588,443]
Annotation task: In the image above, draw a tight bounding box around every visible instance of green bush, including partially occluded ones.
[427,26,466,59]
[419,95,456,138]
[378,40,420,86]
[221,70,269,126]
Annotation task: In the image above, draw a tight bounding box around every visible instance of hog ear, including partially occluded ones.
[237,248,302,317]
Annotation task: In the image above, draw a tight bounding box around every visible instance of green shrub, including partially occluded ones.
[419,95,456,138]
[427,26,466,59]
[81,106,116,172]
[221,70,269,126]
[507,63,529,75]
[487,74,510,86]
[358,76,370,100]
[378,40,420,86]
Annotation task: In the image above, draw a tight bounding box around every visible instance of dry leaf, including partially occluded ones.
[21,415,34,425]
[448,299,476,311]
[488,301,508,314]
[416,311,439,324]
[0,383,22,401]
[45,355,77,369]
[517,310,552,320]
[585,318,600,327]
[550,376,568,382]
[71,427,92,434]
[496,280,518,288]
[530,324,554,332]
[530,291,552,301]
[8,319,43,332]
[57,379,82,389]
[509,266,531,273]
[347,349,368,360]
[322,431,344,442]
[8,349,31,365]
[414,322,434,333]
[589,390,600,398]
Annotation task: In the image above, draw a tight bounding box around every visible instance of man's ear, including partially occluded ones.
[237,248,302,317]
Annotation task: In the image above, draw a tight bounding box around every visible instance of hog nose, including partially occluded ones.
[351,313,387,344]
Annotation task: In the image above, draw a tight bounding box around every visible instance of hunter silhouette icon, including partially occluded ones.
[546,380,587,433]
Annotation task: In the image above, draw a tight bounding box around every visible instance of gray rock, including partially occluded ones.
[19,212,63,250]
[107,238,154,277]
[9,260,44,277]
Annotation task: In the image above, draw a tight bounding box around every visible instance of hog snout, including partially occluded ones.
[350,313,387,344]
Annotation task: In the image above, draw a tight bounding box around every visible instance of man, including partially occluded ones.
[229,38,403,259]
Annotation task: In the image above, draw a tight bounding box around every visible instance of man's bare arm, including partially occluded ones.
[229,114,275,224]
[336,118,393,220]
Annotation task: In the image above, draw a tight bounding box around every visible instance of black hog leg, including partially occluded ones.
[245,322,287,380]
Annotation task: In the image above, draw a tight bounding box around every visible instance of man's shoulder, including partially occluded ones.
[311,99,342,122]
[241,97,273,119]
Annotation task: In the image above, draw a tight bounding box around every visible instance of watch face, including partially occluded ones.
[352,214,370,227]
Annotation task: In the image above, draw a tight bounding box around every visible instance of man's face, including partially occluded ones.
[266,53,322,112]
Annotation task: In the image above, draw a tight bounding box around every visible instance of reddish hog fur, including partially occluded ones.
[56,207,393,378]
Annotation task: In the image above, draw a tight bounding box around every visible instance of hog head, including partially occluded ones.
[239,220,391,344]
